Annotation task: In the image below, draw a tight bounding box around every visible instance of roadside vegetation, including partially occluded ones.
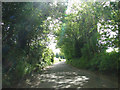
[55,2,119,73]
[2,2,66,87]
[2,1,120,88]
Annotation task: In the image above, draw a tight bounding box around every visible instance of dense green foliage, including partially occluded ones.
[2,2,66,87]
[2,1,120,87]
[56,2,119,72]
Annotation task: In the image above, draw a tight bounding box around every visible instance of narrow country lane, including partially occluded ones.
[17,61,118,88]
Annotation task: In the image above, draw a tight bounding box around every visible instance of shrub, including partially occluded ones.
[98,51,118,71]
[67,57,90,69]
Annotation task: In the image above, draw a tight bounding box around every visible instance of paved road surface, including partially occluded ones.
[17,61,118,88]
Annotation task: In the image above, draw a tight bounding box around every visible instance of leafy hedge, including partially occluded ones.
[66,51,119,73]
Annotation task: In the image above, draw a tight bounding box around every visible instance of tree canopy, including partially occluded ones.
[55,1,119,71]
[2,1,120,87]
[2,2,67,87]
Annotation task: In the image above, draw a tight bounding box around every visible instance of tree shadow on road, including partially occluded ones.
[17,61,118,88]
[17,62,89,88]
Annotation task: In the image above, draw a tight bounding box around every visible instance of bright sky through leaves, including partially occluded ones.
[48,35,60,54]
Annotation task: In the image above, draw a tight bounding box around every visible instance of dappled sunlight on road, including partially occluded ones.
[17,61,118,88]
[24,71,89,88]
[18,61,90,88]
